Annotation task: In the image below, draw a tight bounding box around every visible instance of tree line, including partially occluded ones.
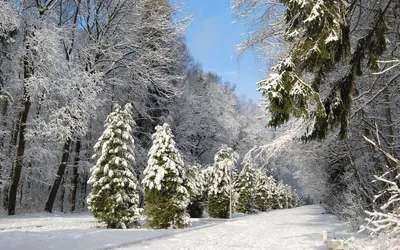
[0,0,276,216]
[88,104,300,229]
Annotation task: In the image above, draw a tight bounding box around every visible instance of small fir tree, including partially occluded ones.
[236,161,257,214]
[142,123,190,229]
[276,182,286,209]
[285,185,294,209]
[201,165,213,210]
[254,172,275,212]
[87,103,140,229]
[271,181,282,210]
[186,163,205,218]
[294,190,302,207]
[208,145,238,218]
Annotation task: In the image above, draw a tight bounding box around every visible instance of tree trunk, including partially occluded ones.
[60,176,66,213]
[384,88,398,212]
[384,89,396,171]
[3,118,20,211]
[70,139,81,212]
[81,173,88,211]
[19,179,23,206]
[45,138,72,213]
[8,98,31,215]
[7,24,36,215]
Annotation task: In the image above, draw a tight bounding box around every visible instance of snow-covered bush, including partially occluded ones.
[236,160,258,214]
[142,123,190,229]
[207,145,238,218]
[87,103,141,229]
[186,163,205,218]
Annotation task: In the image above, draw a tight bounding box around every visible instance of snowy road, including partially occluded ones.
[117,205,349,250]
[0,205,350,250]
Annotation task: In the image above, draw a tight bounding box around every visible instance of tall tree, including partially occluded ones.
[208,145,238,218]
[87,103,140,229]
[232,0,397,139]
[142,123,190,229]
[186,163,205,218]
[236,160,257,214]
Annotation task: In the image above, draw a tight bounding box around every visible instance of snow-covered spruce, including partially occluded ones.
[207,145,239,218]
[236,160,257,214]
[87,103,141,229]
[186,163,206,218]
[142,123,190,229]
[254,171,275,211]
[276,182,287,209]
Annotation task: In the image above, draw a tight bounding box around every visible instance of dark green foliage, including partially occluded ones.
[142,123,189,229]
[87,104,140,229]
[187,199,204,218]
[258,0,392,140]
[144,185,189,229]
[271,190,281,210]
[208,194,230,218]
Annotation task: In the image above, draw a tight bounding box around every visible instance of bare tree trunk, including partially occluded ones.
[70,139,81,212]
[8,95,31,215]
[384,89,396,171]
[60,176,66,213]
[384,89,398,212]
[3,120,17,211]
[45,138,72,213]
[19,179,23,206]
[81,173,88,211]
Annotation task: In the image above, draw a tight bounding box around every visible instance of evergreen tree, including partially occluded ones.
[254,172,275,212]
[236,161,257,214]
[208,145,238,218]
[276,182,285,209]
[87,103,140,229]
[285,185,295,209]
[233,0,394,140]
[186,163,205,218]
[271,182,281,210]
[142,123,190,229]
[293,190,301,207]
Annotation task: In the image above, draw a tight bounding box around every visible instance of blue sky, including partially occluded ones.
[184,0,266,101]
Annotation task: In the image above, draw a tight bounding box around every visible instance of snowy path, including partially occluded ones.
[117,205,349,250]
[0,205,350,250]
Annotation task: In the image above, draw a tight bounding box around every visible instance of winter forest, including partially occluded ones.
[0,0,399,249]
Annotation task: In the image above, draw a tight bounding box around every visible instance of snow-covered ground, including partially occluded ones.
[118,205,350,250]
[0,205,353,250]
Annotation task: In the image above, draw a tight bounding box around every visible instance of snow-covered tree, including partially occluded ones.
[170,70,240,164]
[236,160,257,214]
[275,182,288,209]
[186,163,205,218]
[208,145,238,218]
[87,103,140,229]
[232,0,397,140]
[255,172,275,212]
[360,136,400,236]
[142,123,190,229]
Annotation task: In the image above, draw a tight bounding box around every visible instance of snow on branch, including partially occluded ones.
[372,59,400,75]
[359,135,400,236]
